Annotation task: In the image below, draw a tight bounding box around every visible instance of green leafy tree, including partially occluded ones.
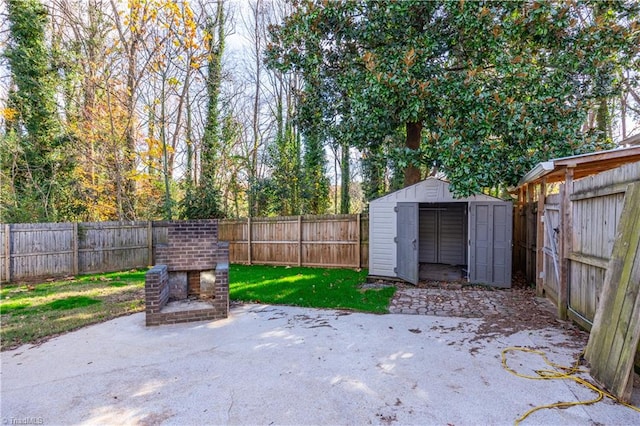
[3,0,79,222]
[267,1,639,197]
[268,111,302,216]
[301,132,330,215]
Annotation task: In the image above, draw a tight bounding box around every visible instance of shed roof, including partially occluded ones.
[517,145,640,186]
[370,177,502,204]
[622,133,640,147]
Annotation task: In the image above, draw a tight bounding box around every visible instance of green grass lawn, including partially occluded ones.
[230,264,395,313]
[0,270,146,350]
[0,264,394,351]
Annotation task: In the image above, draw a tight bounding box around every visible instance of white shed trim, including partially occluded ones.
[372,177,502,204]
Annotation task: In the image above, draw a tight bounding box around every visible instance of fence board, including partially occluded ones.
[1,224,8,282]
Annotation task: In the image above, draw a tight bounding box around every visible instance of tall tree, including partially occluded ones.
[181,0,225,219]
[4,0,77,222]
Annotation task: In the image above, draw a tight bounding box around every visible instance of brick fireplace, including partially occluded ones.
[145,220,229,326]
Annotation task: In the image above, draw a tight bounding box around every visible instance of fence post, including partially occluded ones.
[558,167,574,320]
[4,224,10,283]
[355,214,361,269]
[536,180,546,296]
[72,222,79,276]
[247,217,252,265]
[147,221,153,266]
[298,215,302,267]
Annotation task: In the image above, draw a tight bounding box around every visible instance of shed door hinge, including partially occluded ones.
[394,206,398,212]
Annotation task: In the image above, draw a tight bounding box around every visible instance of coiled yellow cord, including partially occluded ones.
[501,347,640,425]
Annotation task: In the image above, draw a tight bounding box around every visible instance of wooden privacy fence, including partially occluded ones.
[0,215,369,283]
[218,214,369,269]
[515,161,640,326]
[0,221,156,283]
[514,161,640,383]
[565,163,639,329]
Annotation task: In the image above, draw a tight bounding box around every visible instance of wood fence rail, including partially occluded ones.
[0,214,369,283]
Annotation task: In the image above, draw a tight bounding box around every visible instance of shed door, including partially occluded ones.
[396,202,419,284]
[469,202,512,287]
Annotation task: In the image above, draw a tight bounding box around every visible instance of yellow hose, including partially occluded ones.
[501,347,640,425]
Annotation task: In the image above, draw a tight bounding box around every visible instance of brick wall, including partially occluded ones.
[145,265,169,316]
[155,220,218,272]
[213,262,229,313]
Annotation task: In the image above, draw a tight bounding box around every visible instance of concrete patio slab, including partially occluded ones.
[1,304,639,425]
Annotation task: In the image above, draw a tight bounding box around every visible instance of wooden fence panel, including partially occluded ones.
[360,214,369,268]
[569,192,625,323]
[218,214,369,269]
[218,219,248,264]
[0,215,371,283]
[585,182,640,401]
[1,225,8,282]
[301,215,360,268]
[10,223,75,281]
[563,162,639,328]
[78,221,149,274]
[251,216,299,265]
[526,162,640,327]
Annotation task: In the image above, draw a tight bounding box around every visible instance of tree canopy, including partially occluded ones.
[1,0,638,223]
[267,0,640,196]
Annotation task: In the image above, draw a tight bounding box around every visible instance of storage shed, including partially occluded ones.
[368,178,513,287]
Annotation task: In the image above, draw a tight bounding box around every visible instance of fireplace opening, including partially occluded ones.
[188,271,200,297]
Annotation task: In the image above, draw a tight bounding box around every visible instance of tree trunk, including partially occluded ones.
[404,121,422,186]
[340,141,350,214]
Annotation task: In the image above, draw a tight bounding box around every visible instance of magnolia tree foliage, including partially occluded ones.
[267,0,639,196]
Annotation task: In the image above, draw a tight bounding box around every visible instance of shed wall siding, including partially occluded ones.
[369,202,397,277]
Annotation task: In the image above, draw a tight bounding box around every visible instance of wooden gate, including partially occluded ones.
[542,194,561,304]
